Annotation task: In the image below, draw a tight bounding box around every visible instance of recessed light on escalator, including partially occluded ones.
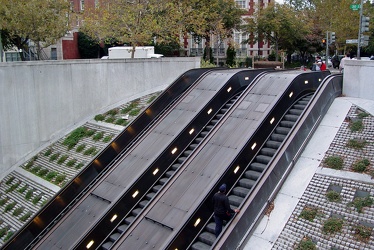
[318,78,322,82]
[172,147,178,154]
[207,108,213,115]
[304,80,309,84]
[270,117,275,124]
[86,240,94,249]
[251,143,257,150]
[194,218,201,227]
[289,92,293,98]
[110,214,118,222]
[227,86,232,92]
[245,76,249,80]
[132,190,139,198]
[234,166,240,174]
[153,168,159,175]
[189,128,195,135]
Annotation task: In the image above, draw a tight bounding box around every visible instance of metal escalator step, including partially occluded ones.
[117,224,128,233]
[165,170,175,178]
[288,109,303,116]
[280,120,295,128]
[249,162,266,172]
[189,144,198,150]
[294,104,306,110]
[178,157,186,163]
[265,140,281,149]
[206,222,216,233]
[298,100,309,105]
[146,192,156,200]
[159,177,169,185]
[238,178,256,189]
[153,185,162,192]
[211,119,218,125]
[270,133,286,142]
[275,127,291,135]
[195,138,203,143]
[184,150,192,156]
[260,147,276,157]
[200,131,209,137]
[284,114,299,122]
[101,241,113,250]
[255,155,272,164]
[109,232,121,241]
[206,125,214,130]
[138,200,149,208]
[124,216,135,225]
[244,170,261,180]
[132,208,142,216]
[216,114,223,119]
[232,186,250,197]
[221,108,228,113]
[191,241,211,250]
[198,231,216,245]
[171,163,180,171]
[228,195,244,206]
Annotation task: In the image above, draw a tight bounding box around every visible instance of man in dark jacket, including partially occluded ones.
[212,184,239,237]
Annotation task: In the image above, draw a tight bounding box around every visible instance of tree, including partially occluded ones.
[243,2,307,61]
[0,0,71,60]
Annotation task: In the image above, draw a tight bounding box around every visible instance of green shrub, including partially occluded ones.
[76,144,86,153]
[296,237,316,250]
[92,132,104,141]
[13,207,24,216]
[322,217,343,234]
[121,101,139,113]
[147,95,157,103]
[45,171,57,181]
[354,224,372,242]
[326,191,341,202]
[32,196,41,205]
[24,160,34,170]
[31,165,41,174]
[349,120,363,132]
[5,176,14,185]
[324,156,344,170]
[357,112,369,119]
[75,162,84,169]
[349,196,374,213]
[57,155,69,164]
[63,127,88,149]
[84,147,97,156]
[299,207,319,221]
[20,211,32,222]
[105,117,115,123]
[94,114,105,121]
[66,159,77,167]
[25,190,33,200]
[106,109,118,116]
[103,135,114,143]
[352,161,367,172]
[346,139,367,150]
[38,168,49,177]
[49,153,60,162]
[4,230,14,241]
[4,202,16,213]
[0,197,8,206]
[115,118,128,126]
[44,148,52,156]
[0,227,7,238]
[6,182,20,193]
[129,108,142,116]
[86,129,95,137]
[54,174,66,185]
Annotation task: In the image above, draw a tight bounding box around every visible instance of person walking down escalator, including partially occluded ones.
[212,184,240,237]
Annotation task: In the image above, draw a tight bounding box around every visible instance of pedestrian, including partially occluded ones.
[339,53,350,73]
[212,184,239,237]
[311,56,322,71]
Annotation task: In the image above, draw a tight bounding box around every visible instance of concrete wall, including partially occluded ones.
[0,57,200,177]
[343,59,374,100]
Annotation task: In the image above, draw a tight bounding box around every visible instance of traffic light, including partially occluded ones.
[361,16,370,33]
[322,38,326,46]
[330,32,336,44]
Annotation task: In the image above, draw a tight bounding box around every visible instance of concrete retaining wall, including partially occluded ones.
[343,60,374,101]
[0,57,200,177]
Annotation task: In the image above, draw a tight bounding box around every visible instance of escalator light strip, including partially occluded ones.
[234,166,240,174]
[304,80,309,84]
[86,240,94,249]
[153,168,159,175]
[289,92,293,98]
[194,218,201,227]
[207,108,213,115]
[251,143,257,150]
[110,214,118,222]
[270,117,275,124]
[227,86,232,92]
[172,147,178,154]
[318,78,322,82]
[189,128,195,134]
[245,76,249,80]
[132,190,139,198]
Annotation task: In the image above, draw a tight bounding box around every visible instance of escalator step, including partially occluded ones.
[178,157,186,163]
[117,224,128,233]
[146,192,156,200]
[211,119,218,125]
[288,109,303,116]
[298,100,309,105]
[229,195,243,207]
[171,164,180,171]
[279,121,295,128]
[101,241,113,250]
[198,231,216,245]
[284,114,299,122]
[260,147,277,157]
[275,127,291,135]
[216,114,223,119]
[270,133,286,142]
[195,138,203,143]
[221,108,228,113]
[189,144,198,150]
[294,104,306,110]
[244,170,261,180]
[165,170,175,178]
[249,162,266,172]
[232,186,250,198]
[206,125,214,130]
[132,208,142,216]
[159,177,169,185]
[124,216,135,225]
[184,150,193,156]
[138,200,149,208]
[153,185,162,192]
[200,131,209,137]
[191,241,211,250]
[206,222,216,234]
[109,232,121,241]
[255,155,272,164]
[238,178,256,189]
[265,140,281,149]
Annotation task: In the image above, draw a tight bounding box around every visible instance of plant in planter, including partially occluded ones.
[295,237,316,250]
[299,207,320,221]
[323,156,344,170]
[326,190,341,202]
[346,138,367,150]
[57,155,69,165]
[353,224,372,242]
[4,201,17,213]
[349,196,374,213]
[351,158,370,173]
[322,217,343,234]
[20,211,32,222]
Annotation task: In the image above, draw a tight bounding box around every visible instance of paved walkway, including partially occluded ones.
[243,97,374,249]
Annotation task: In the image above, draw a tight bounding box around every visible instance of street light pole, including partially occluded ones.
[357,0,364,59]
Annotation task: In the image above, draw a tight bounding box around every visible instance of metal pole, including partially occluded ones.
[357,0,364,59]
[326,31,329,64]
[0,30,3,62]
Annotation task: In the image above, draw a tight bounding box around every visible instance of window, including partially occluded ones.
[80,0,84,11]
[236,0,247,9]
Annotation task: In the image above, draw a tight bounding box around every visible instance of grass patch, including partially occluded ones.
[5,182,20,193]
[25,190,33,200]
[103,135,114,143]
[24,160,34,170]
[326,190,341,202]
[32,195,42,205]
[49,153,60,162]
[349,196,374,213]
[92,132,104,141]
[45,171,57,181]
[94,114,105,121]
[121,100,140,113]
[44,148,52,156]
[13,207,24,216]
[57,155,69,164]
[84,147,97,156]
[357,112,369,119]
[63,127,89,150]
[351,158,370,173]
[147,95,157,103]
[106,109,118,116]
[31,165,41,174]
[322,217,343,234]
[115,118,129,126]
[324,156,344,170]
[75,162,84,169]
[4,201,16,213]
[0,197,9,206]
[5,176,15,185]
[129,107,142,116]
[349,120,363,132]
[105,116,115,123]
[346,139,367,150]
[76,144,86,153]
[20,211,32,222]
[299,207,319,221]
[353,224,372,242]
[296,237,316,250]
[37,168,49,177]
[17,185,28,194]
[66,158,77,167]
[54,174,66,185]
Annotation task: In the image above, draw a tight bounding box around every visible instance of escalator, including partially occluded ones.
[190,94,313,249]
